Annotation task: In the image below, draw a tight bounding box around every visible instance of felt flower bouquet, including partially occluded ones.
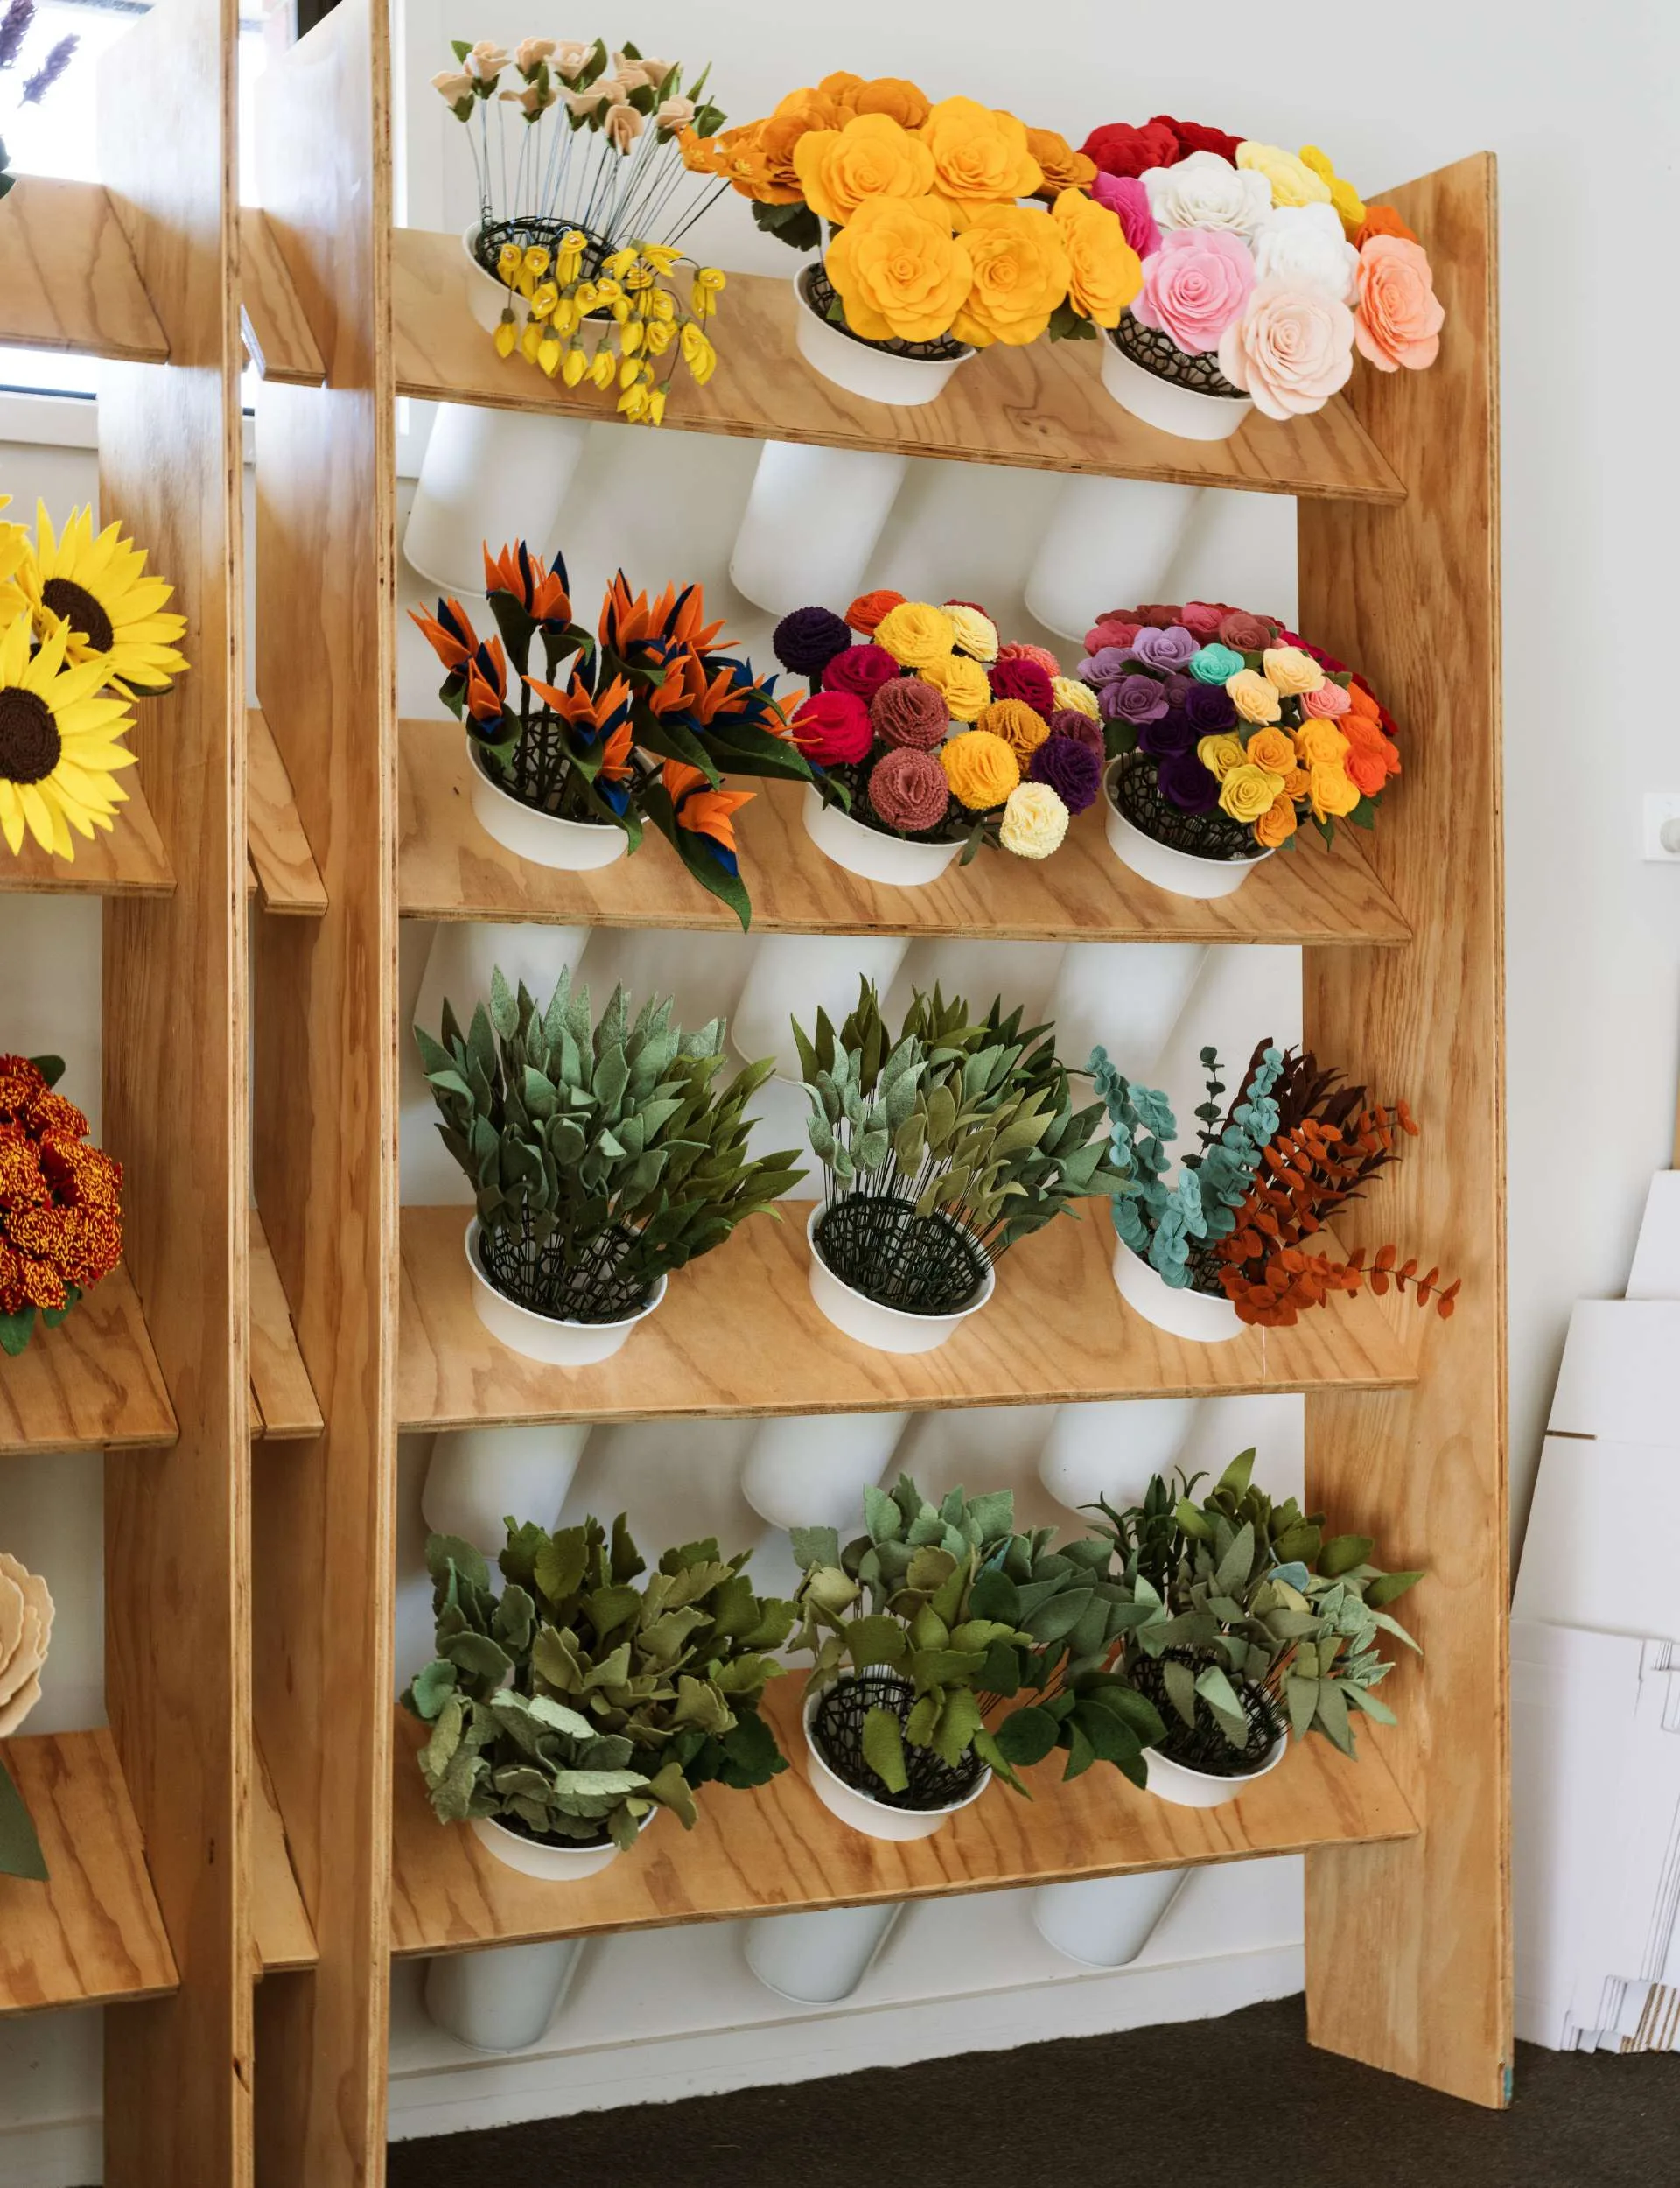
[1079,599,1402,901]
[0,1053,122,1357]
[1073,113,1444,438]
[432,36,732,424]
[413,542,813,926]
[773,589,1105,885]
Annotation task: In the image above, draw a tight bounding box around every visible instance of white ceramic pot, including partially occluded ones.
[729,440,910,616]
[421,1422,594,1549]
[1024,476,1207,642]
[459,221,524,336]
[730,931,910,1081]
[792,265,971,408]
[1035,1396,1205,1515]
[1112,1235,1241,1345]
[1143,1729,1288,1809]
[424,1937,586,2052]
[744,1900,906,2005]
[1040,940,1208,1087]
[739,1409,911,1533]
[1031,1869,1186,1968]
[805,1206,994,1357]
[802,784,963,890]
[1103,759,1271,901]
[1098,323,1255,443]
[471,1804,655,1880]
[404,403,592,602]
[802,1685,990,1842]
[468,754,630,872]
[465,1217,666,1367]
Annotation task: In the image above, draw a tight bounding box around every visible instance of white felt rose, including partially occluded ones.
[1143,150,1272,239]
[1251,202,1361,305]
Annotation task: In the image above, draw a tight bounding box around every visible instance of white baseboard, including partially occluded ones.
[0,2114,102,2188]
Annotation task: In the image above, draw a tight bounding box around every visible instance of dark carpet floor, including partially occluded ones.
[387,1996,1680,2188]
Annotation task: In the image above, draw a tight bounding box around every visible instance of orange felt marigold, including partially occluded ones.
[0,1055,121,1355]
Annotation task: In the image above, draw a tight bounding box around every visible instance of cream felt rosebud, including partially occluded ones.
[515,37,556,74]
[604,102,644,153]
[1251,202,1360,305]
[655,94,696,135]
[553,40,592,80]
[0,1552,53,1740]
[466,41,509,82]
[431,69,475,108]
[1143,149,1271,238]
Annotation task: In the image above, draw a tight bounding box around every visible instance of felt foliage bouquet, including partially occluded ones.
[0,0,78,202]
[0,1053,122,1356]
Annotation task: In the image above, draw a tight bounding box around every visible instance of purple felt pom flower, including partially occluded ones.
[1156,749,1222,814]
[1029,733,1102,817]
[1130,624,1199,673]
[1183,681,1239,733]
[773,605,853,678]
[1100,673,1169,726]
[1138,707,1196,759]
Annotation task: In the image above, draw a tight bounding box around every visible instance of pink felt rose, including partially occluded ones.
[1217,276,1354,420]
[1133,228,1256,358]
[1179,600,1226,641]
[1090,172,1161,263]
[1299,680,1353,719]
[1354,235,1445,373]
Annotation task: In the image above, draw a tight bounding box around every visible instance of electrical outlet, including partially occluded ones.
[1644,793,1680,859]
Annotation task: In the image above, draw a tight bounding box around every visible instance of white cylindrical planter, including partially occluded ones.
[404,403,592,601]
[1098,326,1255,443]
[468,759,630,871]
[731,933,910,1081]
[1025,476,1206,642]
[740,1410,910,1533]
[1113,1236,1241,1344]
[413,921,591,1049]
[1036,1396,1205,1515]
[806,1208,994,1357]
[802,1685,990,1841]
[730,439,910,617]
[424,1938,586,2053]
[422,1422,594,1549]
[1031,1869,1186,1968]
[1144,1732,1287,1808]
[466,1219,666,1367]
[1043,939,1208,1085]
[745,1901,906,2005]
[1103,762,1271,901]
[472,1806,654,1879]
[802,786,963,889]
[791,265,971,408]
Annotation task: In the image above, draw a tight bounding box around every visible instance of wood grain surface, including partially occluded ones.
[0,1264,175,1452]
[247,710,327,916]
[1299,154,1510,2108]
[248,1211,323,1441]
[390,1679,1417,1957]
[401,720,1411,947]
[0,772,173,897]
[399,1201,1418,1432]
[238,207,326,387]
[252,1744,318,1975]
[0,1729,178,2015]
[391,228,1405,504]
[0,175,169,362]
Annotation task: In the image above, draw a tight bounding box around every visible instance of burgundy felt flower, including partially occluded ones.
[822,643,900,705]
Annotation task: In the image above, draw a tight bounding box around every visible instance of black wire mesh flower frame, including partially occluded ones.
[477,1206,657,1325]
[1110,309,1248,402]
[814,1191,992,1318]
[1110,752,1269,866]
[1130,1647,1284,1777]
[813,1670,989,1811]
[472,214,616,287]
[802,259,970,365]
[470,726,643,830]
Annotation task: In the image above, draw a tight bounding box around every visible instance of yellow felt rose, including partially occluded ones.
[999,782,1069,859]
[1262,645,1326,697]
[1294,719,1351,768]
[1218,762,1285,826]
[918,95,1043,209]
[918,650,992,722]
[793,112,937,227]
[854,78,932,130]
[1051,675,1099,720]
[952,204,1070,347]
[979,697,1052,761]
[1301,145,1367,240]
[1197,733,1246,781]
[1309,759,1362,821]
[1236,140,1334,210]
[825,194,973,345]
[943,603,998,661]
[940,727,1020,810]
[875,598,958,670]
[1052,187,1140,329]
[1227,669,1284,726]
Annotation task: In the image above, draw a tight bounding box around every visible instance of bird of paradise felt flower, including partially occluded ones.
[660,760,752,867]
[0,610,139,861]
[16,502,188,698]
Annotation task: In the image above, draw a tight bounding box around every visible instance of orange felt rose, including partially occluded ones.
[826,194,973,345]
[1354,235,1446,373]
[816,72,865,109]
[855,77,932,130]
[1052,186,1139,328]
[1254,793,1298,849]
[1345,680,1382,723]
[1293,719,1351,768]
[919,95,1043,209]
[1245,726,1298,776]
[1356,204,1418,248]
[794,112,937,225]
[951,202,1070,347]
[1342,728,1390,799]
[1026,127,1097,196]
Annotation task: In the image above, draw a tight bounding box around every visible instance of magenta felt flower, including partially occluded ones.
[1091,172,1161,263]
[1134,228,1256,358]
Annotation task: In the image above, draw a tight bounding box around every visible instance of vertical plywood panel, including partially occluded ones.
[1299,153,1509,2106]
[249,0,397,2181]
[94,0,251,2179]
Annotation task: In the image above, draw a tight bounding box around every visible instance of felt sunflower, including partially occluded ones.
[0,612,138,861]
[0,496,25,622]
[18,501,188,697]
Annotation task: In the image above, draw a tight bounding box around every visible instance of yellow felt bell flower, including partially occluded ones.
[529,281,558,321]
[602,246,638,280]
[538,335,563,377]
[640,243,681,277]
[562,345,589,388]
[621,319,644,356]
[589,349,616,390]
[648,385,668,426]
[494,312,518,359]
[497,242,523,289]
[519,318,545,364]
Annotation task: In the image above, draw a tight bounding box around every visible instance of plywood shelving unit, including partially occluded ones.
[0,174,169,363]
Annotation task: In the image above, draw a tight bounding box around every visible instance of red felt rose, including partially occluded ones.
[791,688,874,767]
[1080,120,1178,181]
[1084,615,1143,651]
[1150,114,1244,165]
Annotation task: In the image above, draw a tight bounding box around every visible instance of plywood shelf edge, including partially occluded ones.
[0,1263,177,1455]
[253,1742,318,1974]
[249,1209,325,1441]
[0,176,170,364]
[248,708,328,916]
[0,770,174,898]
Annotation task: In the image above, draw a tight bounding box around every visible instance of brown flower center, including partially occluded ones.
[0,689,63,786]
[40,578,116,656]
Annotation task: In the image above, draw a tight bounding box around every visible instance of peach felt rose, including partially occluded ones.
[1218,277,1355,420]
[919,95,1043,210]
[794,113,937,226]
[1053,187,1141,327]
[1262,645,1326,697]
[0,1550,53,1739]
[1026,128,1097,196]
[952,204,1071,347]
[1354,235,1446,373]
[1226,669,1283,726]
[826,196,973,345]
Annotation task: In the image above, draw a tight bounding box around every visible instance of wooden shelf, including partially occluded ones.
[390,227,1406,505]
[0,773,173,898]
[253,1743,317,1974]
[0,1264,176,1454]
[390,1679,1418,1957]
[398,1199,1418,1434]
[248,709,327,916]
[401,719,1410,945]
[0,1728,178,2015]
[0,175,169,364]
[239,208,326,387]
[249,1211,324,1441]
